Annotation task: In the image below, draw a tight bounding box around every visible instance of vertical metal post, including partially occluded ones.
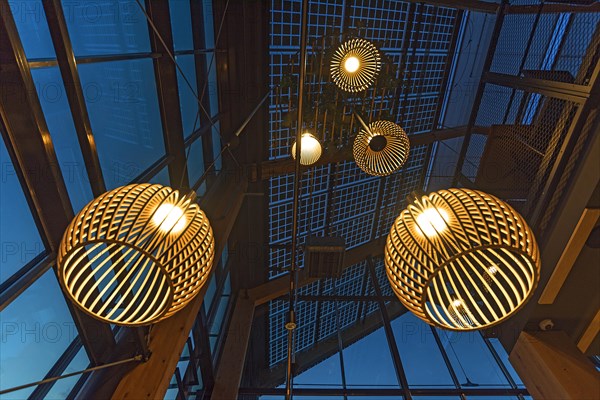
[366,257,412,399]
[285,0,310,397]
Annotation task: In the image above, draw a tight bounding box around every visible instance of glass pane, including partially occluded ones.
[149,164,171,186]
[64,0,150,56]
[175,55,200,137]
[294,350,343,389]
[169,0,193,51]
[164,387,179,400]
[45,344,90,398]
[488,338,525,387]
[187,138,205,189]
[342,305,400,388]
[0,135,44,283]
[77,59,166,189]
[436,329,510,387]
[392,313,455,388]
[9,0,55,59]
[30,67,94,212]
[0,269,79,398]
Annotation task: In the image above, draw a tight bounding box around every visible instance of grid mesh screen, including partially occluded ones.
[267,1,460,367]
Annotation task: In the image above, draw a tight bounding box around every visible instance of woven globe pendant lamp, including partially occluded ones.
[384,188,540,331]
[353,120,410,176]
[330,38,381,92]
[57,183,215,326]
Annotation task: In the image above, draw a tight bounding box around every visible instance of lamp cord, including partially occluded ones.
[0,355,143,395]
[133,0,240,189]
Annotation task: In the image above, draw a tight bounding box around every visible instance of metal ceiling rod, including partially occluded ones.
[285,0,310,398]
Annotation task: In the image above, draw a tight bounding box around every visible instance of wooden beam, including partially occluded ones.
[509,331,600,399]
[250,126,476,181]
[110,168,248,399]
[212,296,256,400]
[539,208,600,304]
[578,309,600,353]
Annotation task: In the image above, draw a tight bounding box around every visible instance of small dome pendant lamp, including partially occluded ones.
[291,132,323,166]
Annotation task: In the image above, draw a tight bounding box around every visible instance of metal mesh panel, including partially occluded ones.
[490,9,599,84]
[463,83,578,213]
[267,0,459,369]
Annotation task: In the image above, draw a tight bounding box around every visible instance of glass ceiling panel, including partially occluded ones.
[169,0,193,51]
[77,58,166,189]
[9,0,55,60]
[30,67,94,212]
[392,313,455,388]
[63,0,151,56]
[0,269,78,398]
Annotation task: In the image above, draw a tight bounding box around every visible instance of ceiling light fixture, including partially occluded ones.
[330,38,381,92]
[385,188,541,331]
[58,183,215,326]
[353,120,410,176]
[291,132,322,166]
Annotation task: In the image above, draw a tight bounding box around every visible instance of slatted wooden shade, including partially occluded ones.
[385,188,540,331]
[57,184,215,326]
[330,38,381,92]
[353,120,410,176]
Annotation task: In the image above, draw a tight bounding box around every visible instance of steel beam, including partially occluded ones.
[238,387,530,396]
[0,0,116,366]
[189,0,215,173]
[145,0,189,189]
[249,237,387,306]
[251,126,477,181]
[42,0,106,196]
[367,257,412,399]
[484,71,591,103]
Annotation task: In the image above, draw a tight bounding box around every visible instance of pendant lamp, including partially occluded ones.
[385,188,540,331]
[353,120,410,176]
[330,38,381,92]
[57,183,215,326]
[291,132,322,166]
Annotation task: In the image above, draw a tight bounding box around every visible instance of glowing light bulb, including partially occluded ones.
[152,204,186,233]
[452,299,464,307]
[488,265,498,275]
[344,56,360,73]
[415,207,449,237]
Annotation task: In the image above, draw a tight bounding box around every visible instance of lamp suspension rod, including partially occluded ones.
[353,110,371,133]
[234,90,272,137]
[0,355,143,395]
[285,0,310,398]
[190,90,272,193]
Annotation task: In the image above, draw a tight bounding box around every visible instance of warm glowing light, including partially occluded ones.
[291,132,322,166]
[452,299,464,307]
[153,204,187,233]
[415,207,449,237]
[344,56,360,73]
[488,265,498,275]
